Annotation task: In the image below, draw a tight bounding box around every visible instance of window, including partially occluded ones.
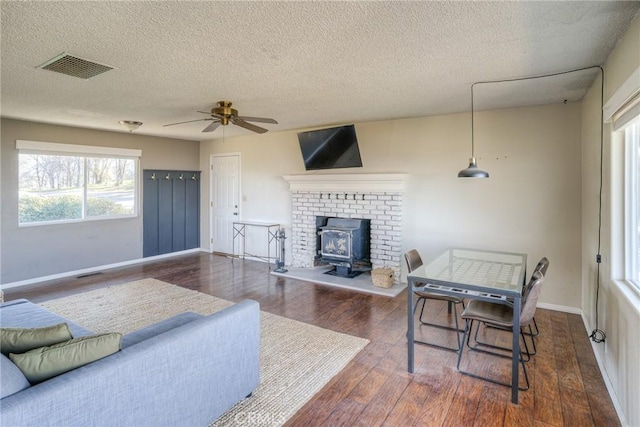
[17,141,140,225]
[625,118,640,289]
[605,66,640,293]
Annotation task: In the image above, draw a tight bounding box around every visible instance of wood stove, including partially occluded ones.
[318,217,371,277]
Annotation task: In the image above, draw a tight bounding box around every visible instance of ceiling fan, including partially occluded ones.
[163,101,278,134]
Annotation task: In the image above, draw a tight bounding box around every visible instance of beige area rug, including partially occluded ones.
[40,279,369,426]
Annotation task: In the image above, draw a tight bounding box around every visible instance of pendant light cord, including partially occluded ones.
[471,83,476,158]
[469,65,604,165]
[590,66,606,344]
[473,66,606,342]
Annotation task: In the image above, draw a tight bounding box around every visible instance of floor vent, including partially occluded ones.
[76,272,103,279]
[37,53,114,80]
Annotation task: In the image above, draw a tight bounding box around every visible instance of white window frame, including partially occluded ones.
[624,119,640,290]
[17,140,141,227]
[606,65,640,297]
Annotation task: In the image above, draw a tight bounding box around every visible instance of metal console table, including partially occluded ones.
[232,221,280,270]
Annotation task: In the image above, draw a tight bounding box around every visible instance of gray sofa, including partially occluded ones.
[0,298,260,426]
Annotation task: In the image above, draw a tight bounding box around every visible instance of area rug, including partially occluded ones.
[40,279,369,426]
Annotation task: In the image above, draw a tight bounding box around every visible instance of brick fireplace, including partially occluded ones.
[282,174,407,284]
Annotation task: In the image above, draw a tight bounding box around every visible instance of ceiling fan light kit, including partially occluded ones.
[118,120,143,132]
[164,101,278,134]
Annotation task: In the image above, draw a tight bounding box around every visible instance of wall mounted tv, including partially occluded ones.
[297,124,363,171]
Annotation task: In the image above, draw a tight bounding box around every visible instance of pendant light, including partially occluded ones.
[458,82,489,178]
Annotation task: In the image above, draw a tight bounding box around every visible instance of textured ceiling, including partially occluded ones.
[1,1,638,141]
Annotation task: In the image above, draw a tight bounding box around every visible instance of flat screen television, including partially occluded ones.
[297,125,363,171]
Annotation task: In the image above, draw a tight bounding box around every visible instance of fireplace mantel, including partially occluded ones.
[282,173,408,193]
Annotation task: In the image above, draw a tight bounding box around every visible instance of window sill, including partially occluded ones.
[611,278,640,311]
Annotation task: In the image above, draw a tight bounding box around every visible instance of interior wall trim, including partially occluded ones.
[283,173,409,193]
[604,65,640,123]
[581,312,628,427]
[0,248,203,290]
[536,301,582,315]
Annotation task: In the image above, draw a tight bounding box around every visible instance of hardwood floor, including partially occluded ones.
[4,253,620,427]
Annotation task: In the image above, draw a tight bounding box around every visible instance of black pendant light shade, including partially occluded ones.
[458,157,490,178]
[459,82,489,178]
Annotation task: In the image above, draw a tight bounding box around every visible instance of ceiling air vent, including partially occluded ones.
[37,52,114,80]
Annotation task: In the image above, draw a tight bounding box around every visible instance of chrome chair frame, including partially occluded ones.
[484,257,549,342]
[456,272,545,391]
[405,249,466,353]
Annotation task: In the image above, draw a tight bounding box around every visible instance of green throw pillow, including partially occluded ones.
[1,323,72,356]
[9,332,122,384]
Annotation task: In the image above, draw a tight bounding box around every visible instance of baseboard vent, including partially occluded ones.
[76,272,103,279]
[37,52,114,79]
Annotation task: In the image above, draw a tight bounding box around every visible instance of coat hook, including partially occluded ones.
[191,174,196,180]
[179,174,184,180]
[165,173,171,180]
[151,173,156,180]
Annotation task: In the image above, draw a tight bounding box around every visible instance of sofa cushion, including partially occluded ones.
[0,299,92,338]
[9,332,122,384]
[0,354,31,398]
[122,311,203,348]
[1,323,72,356]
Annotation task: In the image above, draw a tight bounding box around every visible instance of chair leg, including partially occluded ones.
[414,296,427,316]
[417,299,465,333]
[413,297,464,352]
[456,319,471,370]
[510,316,540,338]
[487,315,541,339]
[453,301,462,351]
[467,321,535,361]
[457,319,530,391]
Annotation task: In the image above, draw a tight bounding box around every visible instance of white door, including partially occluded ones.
[210,154,240,255]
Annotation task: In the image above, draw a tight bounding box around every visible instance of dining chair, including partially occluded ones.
[455,271,545,390]
[468,267,544,359]
[528,257,549,337]
[483,256,549,344]
[404,249,465,352]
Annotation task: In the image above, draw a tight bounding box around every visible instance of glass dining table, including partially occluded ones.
[406,248,527,403]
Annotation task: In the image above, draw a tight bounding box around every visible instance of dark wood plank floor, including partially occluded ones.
[4,253,620,427]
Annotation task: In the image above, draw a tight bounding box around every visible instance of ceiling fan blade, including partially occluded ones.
[231,118,268,134]
[202,120,221,133]
[237,116,278,125]
[163,118,212,127]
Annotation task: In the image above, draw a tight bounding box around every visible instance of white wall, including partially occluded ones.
[0,119,200,284]
[201,101,583,309]
[582,16,640,427]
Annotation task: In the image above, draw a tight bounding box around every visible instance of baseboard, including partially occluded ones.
[537,302,582,315]
[0,248,204,290]
[580,313,629,427]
